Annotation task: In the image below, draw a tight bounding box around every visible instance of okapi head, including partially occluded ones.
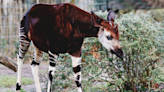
[91,11,123,58]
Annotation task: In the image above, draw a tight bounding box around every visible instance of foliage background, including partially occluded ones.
[0,0,164,92]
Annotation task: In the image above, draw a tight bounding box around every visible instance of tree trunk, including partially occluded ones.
[36,0,39,4]
[0,53,17,72]
[70,0,75,4]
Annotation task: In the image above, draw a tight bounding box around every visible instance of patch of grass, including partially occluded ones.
[3,90,14,92]
[0,75,33,88]
[20,89,26,92]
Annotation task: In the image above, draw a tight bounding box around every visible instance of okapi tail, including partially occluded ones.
[20,11,31,41]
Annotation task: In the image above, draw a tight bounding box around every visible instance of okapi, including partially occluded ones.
[16,3,123,92]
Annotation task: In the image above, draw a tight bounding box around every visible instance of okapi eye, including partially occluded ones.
[106,36,113,40]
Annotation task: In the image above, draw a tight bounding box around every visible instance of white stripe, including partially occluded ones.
[19,33,27,37]
[70,55,81,67]
[19,40,30,43]
[48,51,58,59]
[49,57,56,61]
[49,66,56,73]
[49,61,56,64]
[19,27,24,29]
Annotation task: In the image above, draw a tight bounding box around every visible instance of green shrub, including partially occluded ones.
[95,11,164,91]
[115,12,164,91]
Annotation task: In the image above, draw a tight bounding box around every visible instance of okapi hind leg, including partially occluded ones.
[31,45,43,92]
[47,51,58,92]
[71,55,82,92]
[16,27,31,91]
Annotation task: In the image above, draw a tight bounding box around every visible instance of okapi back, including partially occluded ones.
[23,3,98,55]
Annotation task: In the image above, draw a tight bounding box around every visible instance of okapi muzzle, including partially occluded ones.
[111,48,123,58]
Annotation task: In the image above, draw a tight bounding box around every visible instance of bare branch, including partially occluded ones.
[0,53,17,72]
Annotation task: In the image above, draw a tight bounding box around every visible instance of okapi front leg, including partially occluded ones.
[47,51,58,92]
[31,45,43,92]
[71,56,82,92]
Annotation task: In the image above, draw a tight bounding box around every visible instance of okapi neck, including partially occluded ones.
[69,14,99,37]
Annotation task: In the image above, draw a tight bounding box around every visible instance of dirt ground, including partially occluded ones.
[0,61,49,92]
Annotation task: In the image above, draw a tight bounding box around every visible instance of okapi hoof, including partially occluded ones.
[16,83,21,91]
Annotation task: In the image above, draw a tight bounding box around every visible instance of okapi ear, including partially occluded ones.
[91,11,102,27]
[115,24,119,33]
[107,10,115,22]
[115,24,118,29]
